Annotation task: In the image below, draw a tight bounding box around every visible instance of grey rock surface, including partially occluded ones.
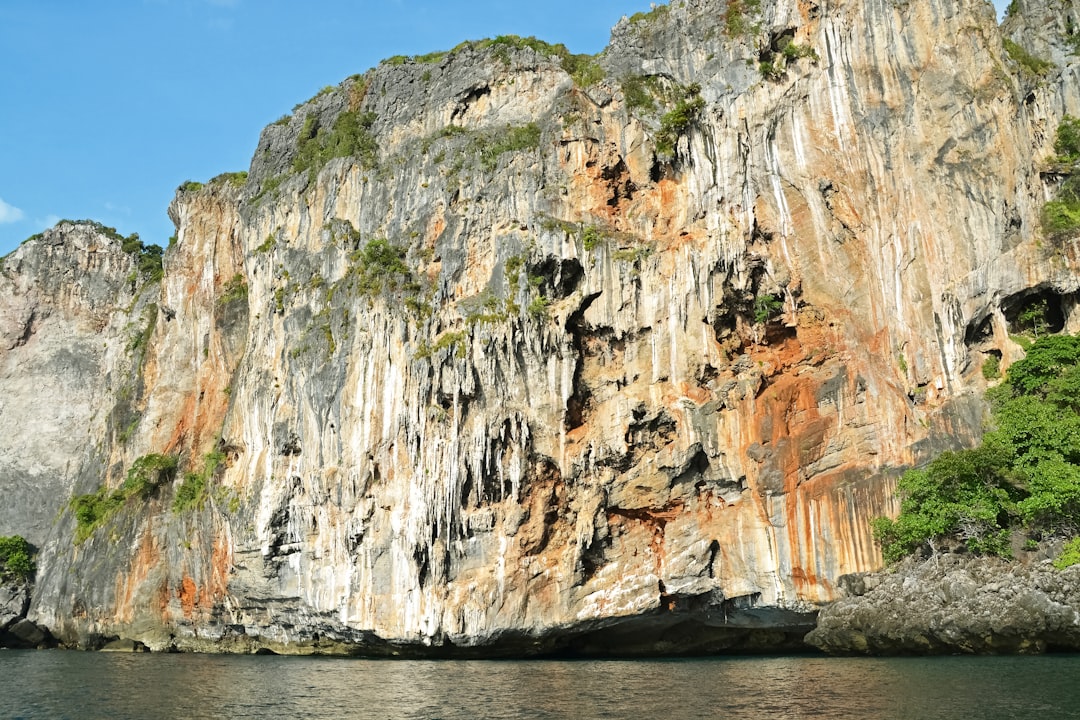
[807,554,1080,654]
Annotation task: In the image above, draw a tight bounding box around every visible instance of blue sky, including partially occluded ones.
[0,1,1010,257]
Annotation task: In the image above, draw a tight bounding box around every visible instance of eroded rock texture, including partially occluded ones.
[3,0,1080,654]
[807,554,1080,654]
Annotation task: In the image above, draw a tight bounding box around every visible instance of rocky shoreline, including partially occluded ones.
[806,553,1080,655]
[8,553,1080,656]
[0,581,53,650]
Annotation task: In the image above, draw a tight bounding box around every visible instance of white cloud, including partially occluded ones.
[0,197,25,224]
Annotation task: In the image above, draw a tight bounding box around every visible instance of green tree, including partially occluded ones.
[0,535,35,581]
[1055,115,1080,162]
[872,445,1018,561]
[874,334,1080,561]
[753,294,783,324]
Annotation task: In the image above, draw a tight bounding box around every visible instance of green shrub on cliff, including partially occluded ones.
[1003,39,1052,77]
[1042,120,1080,240]
[173,451,225,513]
[293,109,378,179]
[71,453,178,543]
[874,334,1080,561]
[1054,116,1080,162]
[0,535,35,581]
[656,85,705,158]
[1054,537,1080,569]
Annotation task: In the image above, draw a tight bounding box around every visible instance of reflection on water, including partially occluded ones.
[2,650,1078,719]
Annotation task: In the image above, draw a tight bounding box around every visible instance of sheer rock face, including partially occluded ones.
[1003,0,1080,69]
[5,0,1080,654]
[0,224,142,546]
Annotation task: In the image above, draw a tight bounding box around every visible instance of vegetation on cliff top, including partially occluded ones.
[384,34,604,88]
[874,334,1080,565]
[0,535,35,582]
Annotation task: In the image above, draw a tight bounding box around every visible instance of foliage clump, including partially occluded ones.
[471,36,605,87]
[71,454,178,543]
[345,239,416,296]
[753,294,783,324]
[1042,118,1080,240]
[873,334,1080,564]
[656,84,705,158]
[217,273,248,307]
[293,109,379,179]
[476,123,543,172]
[725,0,762,37]
[1054,537,1080,569]
[1053,116,1080,162]
[0,535,35,581]
[173,451,226,513]
[628,4,669,26]
[621,75,662,113]
[210,171,248,188]
[1003,39,1053,77]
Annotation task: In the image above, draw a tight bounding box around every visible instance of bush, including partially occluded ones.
[875,334,1080,560]
[1055,116,1080,162]
[479,123,542,172]
[621,75,659,113]
[211,171,248,188]
[218,273,248,306]
[0,535,35,581]
[293,109,379,178]
[471,35,604,87]
[656,87,705,157]
[1054,537,1080,569]
[753,294,783,324]
[1003,39,1052,76]
[71,453,178,542]
[581,225,604,251]
[173,451,225,513]
[343,239,414,297]
[982,354,1001,380]
[725,0,762,36]
[873,445,1019,562]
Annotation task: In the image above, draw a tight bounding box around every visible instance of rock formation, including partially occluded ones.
[1,0,1079,654]
[807,552,1080,654]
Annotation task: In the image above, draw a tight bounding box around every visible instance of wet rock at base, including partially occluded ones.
[807,555,1080,655]
[100,638,151,653]
[1,618,54,649]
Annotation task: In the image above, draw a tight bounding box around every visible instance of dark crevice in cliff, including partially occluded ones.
[564,291,601,431]
[601,406,678,471]
[451,84,491,124]
[11,309,35,349]
[706,539,721,578]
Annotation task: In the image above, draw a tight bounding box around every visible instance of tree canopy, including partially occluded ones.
[874,334,1080,562]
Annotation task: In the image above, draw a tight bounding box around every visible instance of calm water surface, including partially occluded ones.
[1,650,1077,719]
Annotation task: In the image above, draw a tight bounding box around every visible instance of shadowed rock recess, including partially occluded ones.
[2,0,1080,655]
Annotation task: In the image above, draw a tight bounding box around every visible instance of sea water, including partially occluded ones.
[1,650,1076,719]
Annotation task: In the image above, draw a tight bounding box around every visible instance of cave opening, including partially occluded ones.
[1002,288,1067,338]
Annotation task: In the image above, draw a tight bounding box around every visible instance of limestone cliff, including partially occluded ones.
[3,0,1080,655]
